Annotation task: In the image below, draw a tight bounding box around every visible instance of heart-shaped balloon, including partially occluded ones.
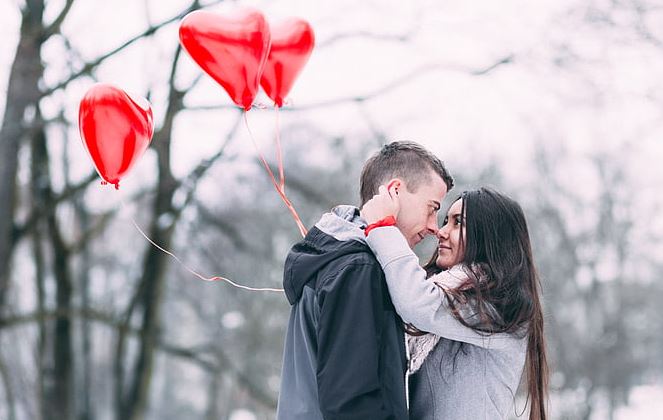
[260,18,315,107]
[179,9,271,111]
[78,84,154,189]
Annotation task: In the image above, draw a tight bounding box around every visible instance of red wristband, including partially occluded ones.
[364,215,397,237]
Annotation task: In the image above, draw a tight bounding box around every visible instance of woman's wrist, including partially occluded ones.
[364,215,397,236]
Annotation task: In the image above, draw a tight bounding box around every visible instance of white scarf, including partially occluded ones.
[407,264,487,374]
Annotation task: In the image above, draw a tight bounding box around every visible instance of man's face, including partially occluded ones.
[394,172,448,248]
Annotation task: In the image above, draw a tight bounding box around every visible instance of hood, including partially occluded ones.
[283,205,369,305]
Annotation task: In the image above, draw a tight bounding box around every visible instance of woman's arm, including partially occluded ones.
[366,226,517,349]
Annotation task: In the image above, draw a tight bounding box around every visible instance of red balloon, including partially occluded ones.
[78,84,154,189]
[260,18,315,107]
[179,9,271,111]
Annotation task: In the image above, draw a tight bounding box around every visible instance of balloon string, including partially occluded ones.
[117,192,284,293]
[243,112,308,238]
[275,105,285,191]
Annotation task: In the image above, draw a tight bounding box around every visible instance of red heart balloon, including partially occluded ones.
[78,84,154,189]
[260,18,315,107]
[179,9,271,111]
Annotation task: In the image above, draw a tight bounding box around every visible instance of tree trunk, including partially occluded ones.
[0,351,17,420]
[30,111,74,420]
[48,214,74,420]
[205,367,222,420]
[0,0,45,313]
[31,152,48,420]
[121,214,176,420]
[118,64,183,420]
[77,203,93,420]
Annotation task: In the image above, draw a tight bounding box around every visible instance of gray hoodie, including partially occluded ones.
[366,226,527,420]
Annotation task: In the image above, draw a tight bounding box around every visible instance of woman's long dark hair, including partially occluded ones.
[423,187,549,420]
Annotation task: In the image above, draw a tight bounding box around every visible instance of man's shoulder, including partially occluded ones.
[300,226,379,266]
[327,240,380,268]
[317,246,384,290]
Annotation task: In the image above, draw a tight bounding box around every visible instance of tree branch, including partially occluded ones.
[194,202,255,254]
[0,307,277,407]
[263,162,336,207]
[318,29,415,48]
[186,55,516,112]
[13,172,98,245]
[42,1,224,96]
[173,109,243,215]
[42,0,75,39]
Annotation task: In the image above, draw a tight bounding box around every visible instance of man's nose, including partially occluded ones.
[426,216,439,234]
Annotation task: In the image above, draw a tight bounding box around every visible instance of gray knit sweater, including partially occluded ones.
[366,227,527,420]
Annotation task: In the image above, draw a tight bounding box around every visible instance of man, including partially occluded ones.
[276,141,454,419]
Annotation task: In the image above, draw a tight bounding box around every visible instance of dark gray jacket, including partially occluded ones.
[276,206,408,420]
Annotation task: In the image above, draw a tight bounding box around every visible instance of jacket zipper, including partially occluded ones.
[404,332,410,409]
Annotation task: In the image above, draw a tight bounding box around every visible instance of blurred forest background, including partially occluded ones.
[1,0,662,419]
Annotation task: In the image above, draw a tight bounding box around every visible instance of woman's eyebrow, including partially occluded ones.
[447,211,464,219]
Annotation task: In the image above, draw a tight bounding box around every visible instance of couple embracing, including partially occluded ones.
[276,141,549,420]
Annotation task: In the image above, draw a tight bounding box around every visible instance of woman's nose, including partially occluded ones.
[437,224,449,239]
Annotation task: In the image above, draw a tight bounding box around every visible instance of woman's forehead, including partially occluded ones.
[447,198,463,215]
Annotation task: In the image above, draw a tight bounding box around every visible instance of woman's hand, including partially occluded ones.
[361,184,400,224]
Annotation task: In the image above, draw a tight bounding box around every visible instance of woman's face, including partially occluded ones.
[436,199,466,269]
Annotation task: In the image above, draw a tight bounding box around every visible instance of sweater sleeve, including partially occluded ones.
[316,261,402,420]
[366,227,517,349]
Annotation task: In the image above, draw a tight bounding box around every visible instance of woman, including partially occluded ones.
[361,186,548,420]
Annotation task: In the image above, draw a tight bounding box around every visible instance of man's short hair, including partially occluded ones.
[359,141,454,206]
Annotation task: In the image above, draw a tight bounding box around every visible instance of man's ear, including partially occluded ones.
[386,178,404,195]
